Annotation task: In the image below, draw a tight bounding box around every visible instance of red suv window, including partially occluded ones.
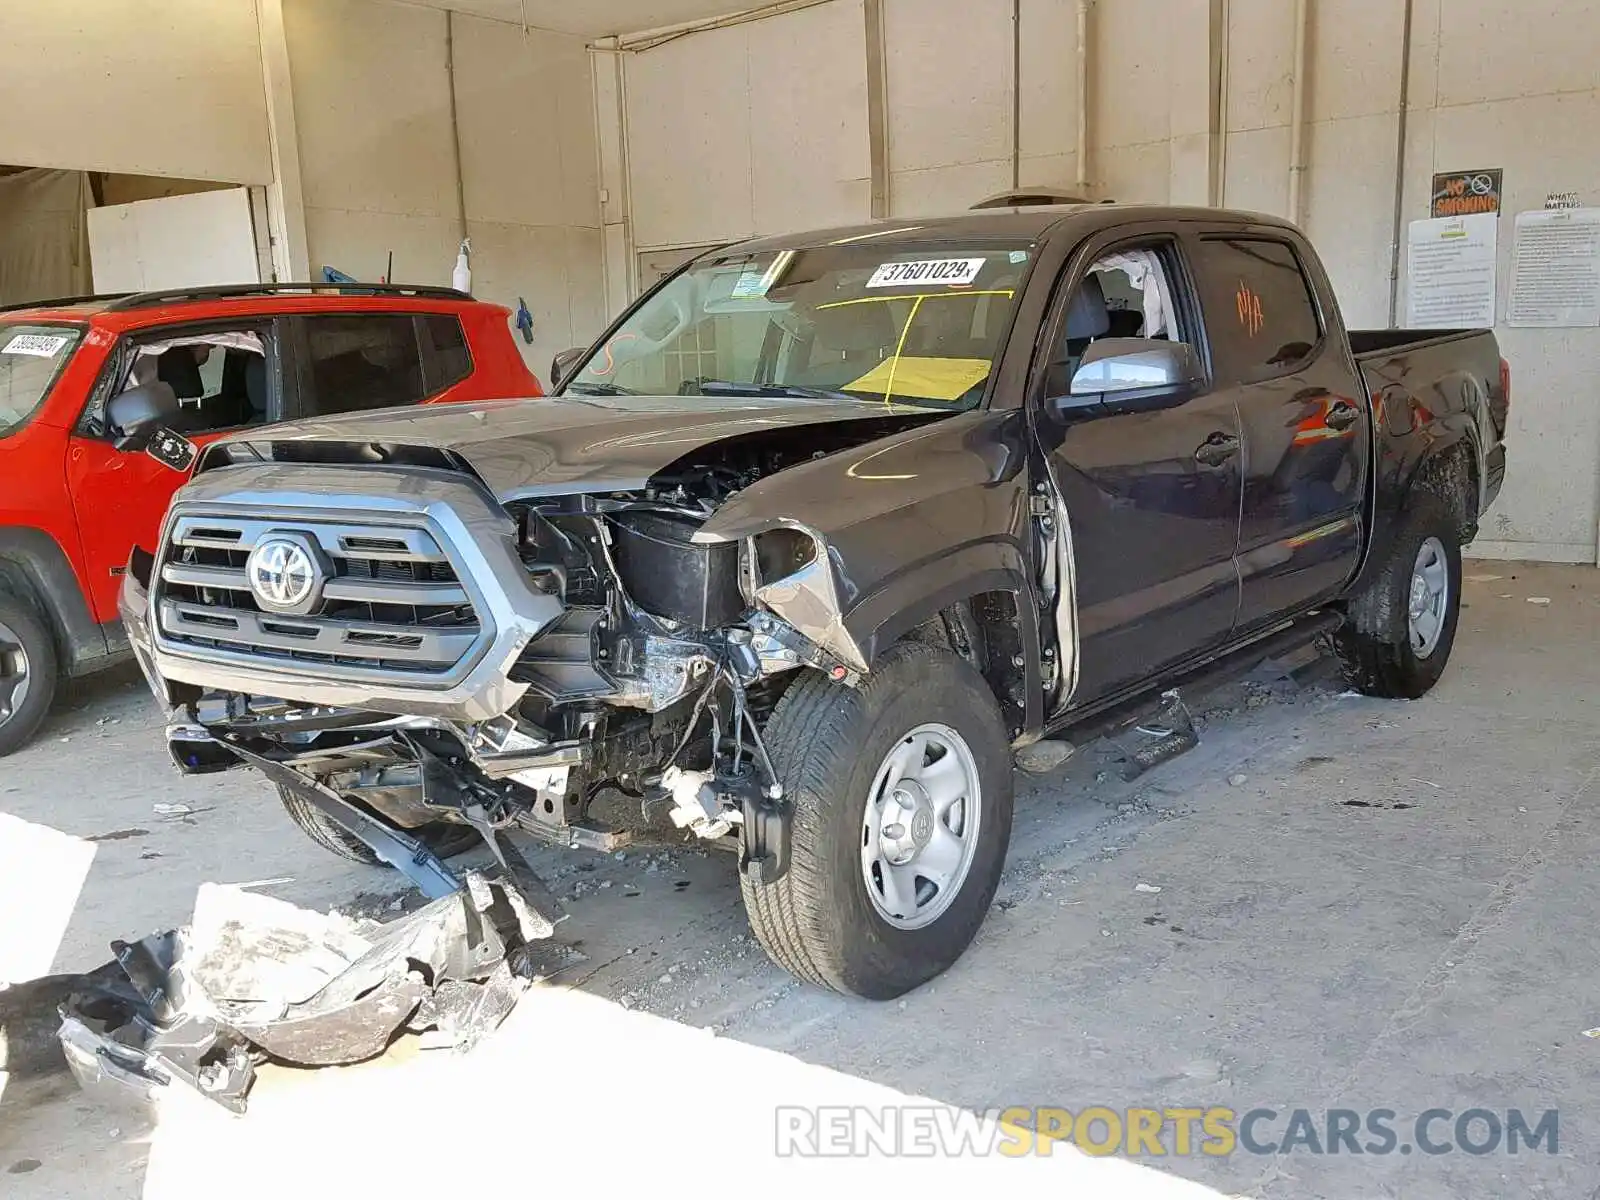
[302,315,428,414]
[1,323,82,437]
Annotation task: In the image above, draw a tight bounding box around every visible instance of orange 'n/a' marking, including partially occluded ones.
[1236,282,1265,337]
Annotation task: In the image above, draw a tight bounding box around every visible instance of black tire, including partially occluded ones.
[740,642,1014,1000]
[276,785,481,867]
[0,594,58,759]
[1334,491,1462,699]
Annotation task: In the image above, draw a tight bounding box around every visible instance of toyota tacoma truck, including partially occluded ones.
[0,283,540,757]
[120,206,1508,1000]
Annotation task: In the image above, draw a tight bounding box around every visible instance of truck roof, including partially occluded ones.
[0,283,511,332]
[721,203,1298,256]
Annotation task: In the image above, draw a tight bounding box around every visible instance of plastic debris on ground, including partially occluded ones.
[56,874,580,1117]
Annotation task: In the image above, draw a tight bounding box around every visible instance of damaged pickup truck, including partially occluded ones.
[120,206,1509,1000]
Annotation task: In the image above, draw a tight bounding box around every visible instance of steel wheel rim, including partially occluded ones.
[1407,536,1450,660]
[0,619,31,726]
[861,722,982,931]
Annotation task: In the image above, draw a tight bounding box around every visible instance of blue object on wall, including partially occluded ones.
[515,297,534,345]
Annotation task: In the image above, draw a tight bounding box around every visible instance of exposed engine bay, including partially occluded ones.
[140,411,946,895]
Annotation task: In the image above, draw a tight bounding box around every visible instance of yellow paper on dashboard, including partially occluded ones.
[845,356,992,403]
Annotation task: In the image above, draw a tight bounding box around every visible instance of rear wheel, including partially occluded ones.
[0,596,57,759]
[277,785,481,867]
[1334,492,1462,699]
[740,642,1014,1000]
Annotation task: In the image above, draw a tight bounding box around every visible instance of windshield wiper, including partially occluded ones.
[564,381,637,396]
[689,380,854,401]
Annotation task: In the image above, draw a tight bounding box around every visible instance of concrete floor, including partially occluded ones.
[2,562,1597,1198]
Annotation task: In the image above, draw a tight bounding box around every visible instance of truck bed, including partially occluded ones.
[1347,327,1485,360]
[1349,326,1508,511]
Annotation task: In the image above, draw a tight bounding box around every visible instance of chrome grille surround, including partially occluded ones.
[142,465,566,722]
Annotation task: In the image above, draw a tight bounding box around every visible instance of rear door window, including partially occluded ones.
[302,315,427,415]
[0,324,82,437]
[421,315,473,393]
[1193,237,1322,382]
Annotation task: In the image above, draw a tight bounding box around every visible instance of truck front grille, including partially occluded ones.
[154,514,484,676]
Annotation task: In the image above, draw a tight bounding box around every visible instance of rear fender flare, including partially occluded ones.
[1401,426,1481,534]
[1350,422,1479,600]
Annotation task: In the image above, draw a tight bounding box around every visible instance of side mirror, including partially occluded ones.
[1051,339,1203,418]
[106,382,179,451]
[550,347,587,389]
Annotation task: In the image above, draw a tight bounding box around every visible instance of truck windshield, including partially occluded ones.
[0,323,83,437]
[565,243,1033,410]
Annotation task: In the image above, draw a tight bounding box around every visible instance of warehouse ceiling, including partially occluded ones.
[409,0,757,37]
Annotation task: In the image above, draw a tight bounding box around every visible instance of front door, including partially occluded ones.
[1185,231,1369,631]
[1034,232,1243,705]
[65,320,283,623]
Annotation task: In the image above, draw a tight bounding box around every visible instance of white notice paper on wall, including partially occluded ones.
[1507,208,1600,327]
[1406,214,1499,328]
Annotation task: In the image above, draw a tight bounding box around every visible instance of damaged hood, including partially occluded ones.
[213,394,932,500]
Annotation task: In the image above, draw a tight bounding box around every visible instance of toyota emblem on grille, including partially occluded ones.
[247,538,320,612]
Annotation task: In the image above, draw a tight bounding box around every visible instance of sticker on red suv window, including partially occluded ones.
[3,333,71,357]
[866,258,986,288]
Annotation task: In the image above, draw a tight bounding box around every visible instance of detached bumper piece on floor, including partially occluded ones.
[57,868,576,1117]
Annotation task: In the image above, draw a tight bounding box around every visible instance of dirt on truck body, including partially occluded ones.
[119,205,1508,1004]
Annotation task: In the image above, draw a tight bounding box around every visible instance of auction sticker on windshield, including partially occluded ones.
[3,333,72,357]
[867,258,986,288]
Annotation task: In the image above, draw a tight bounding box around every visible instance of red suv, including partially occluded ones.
[0,283,542,755]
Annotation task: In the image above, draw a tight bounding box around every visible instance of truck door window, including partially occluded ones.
[1052,243,1186,382]
[109,328,270,435]
[303,315,427,414]
[1194,237,1321,382]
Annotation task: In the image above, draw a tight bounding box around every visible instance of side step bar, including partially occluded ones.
[1047,610,1345,751]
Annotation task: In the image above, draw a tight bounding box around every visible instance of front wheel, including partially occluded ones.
[1334,492,1463,699]
[740,643,1014,1000]
[277,784,481,867]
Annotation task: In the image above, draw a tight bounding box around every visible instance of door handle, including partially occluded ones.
[1194,431,1240,467]
[1324,400,1360,431]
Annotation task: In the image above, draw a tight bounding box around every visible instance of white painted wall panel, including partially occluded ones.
[1091,0,1171,153]
[0,0,271,184]
[1300,115,1396,328]
[626,23,757,248]
[285,0,458,230]
[454,18,601,232]
[626,2,868,249]
[1225,0,1295,134]
[88,188,263,293]
[1016,0,1079,181]
[747,4,872,236]
[1309,0,1405,124]
[884,0,1012,184]
[1432,0,1598,108]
